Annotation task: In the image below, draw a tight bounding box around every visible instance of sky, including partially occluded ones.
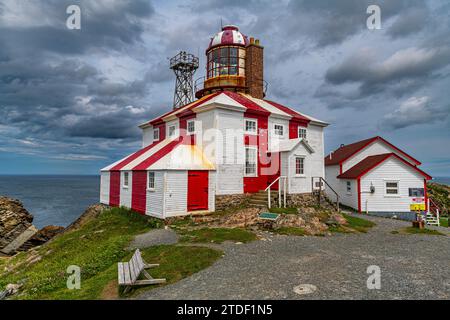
[0,0,449,176]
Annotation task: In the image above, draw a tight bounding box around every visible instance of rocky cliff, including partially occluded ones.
[0,197,64,255]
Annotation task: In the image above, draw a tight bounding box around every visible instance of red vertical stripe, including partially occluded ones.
[424,179,428,212]
[131,171,147,214]
[109,171,120,207]
[357,178,361,213]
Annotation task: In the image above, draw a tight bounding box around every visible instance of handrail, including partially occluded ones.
[265,176,287,208]
[312,177,340,212]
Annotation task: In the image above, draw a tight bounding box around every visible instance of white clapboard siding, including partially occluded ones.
[119,171,132,208]
[268,117,289,147]
[215,111,244,195]
[360,157,425,213]
[338,179,358,209]
[100,171,110,204]
[208,171,216,212]
[164,171,188,217]
[142,125,153,148]
[145,171,165,218]
[324,165,339,200]
[343,140,416,172]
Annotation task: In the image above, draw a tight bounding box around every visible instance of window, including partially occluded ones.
[187,120,195,135]
[123,172,129,188]
[409,188,424,197]
[298,128,307,139]
[168,125,176,137]
[274,124,284,136]
[245,147,257,176]
[147,171,155,190]
[207,46,246,78]
[346,181,352,193]
[385,181,399,195]
[153,128,160,141]
[295,157,304,175]
[245,119,257,134]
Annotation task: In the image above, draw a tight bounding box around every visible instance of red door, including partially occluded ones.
[187,171,209,211]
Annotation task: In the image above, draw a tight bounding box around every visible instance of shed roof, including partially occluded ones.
[337,153,431,180]
[325,136,421,166]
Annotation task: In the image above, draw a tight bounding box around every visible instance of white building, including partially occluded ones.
[324,136,432,220]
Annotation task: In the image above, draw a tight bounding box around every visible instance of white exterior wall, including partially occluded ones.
[343,141,416,172]
[142,126,153,148]
[119,171,132,208]
[339,179,358,209]
[306,124,325,179]
[100,171,110,204]
[286,144,312,193]
[164,171,188,217]
[215,110,244,195]
[208,171,216,212]
[166,119,179,139]
[360,158,425,213]
[145,171,165,218]
[324,165,339,199]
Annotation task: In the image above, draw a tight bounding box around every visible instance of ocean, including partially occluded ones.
[0,175,100,229]
[433,176,450,186]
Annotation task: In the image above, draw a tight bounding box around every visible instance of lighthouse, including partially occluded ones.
[195,25,265,99]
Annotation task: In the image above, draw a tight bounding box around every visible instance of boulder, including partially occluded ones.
[24,225,65,247]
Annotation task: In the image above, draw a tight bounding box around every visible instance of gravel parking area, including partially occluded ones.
[137,214,450,300]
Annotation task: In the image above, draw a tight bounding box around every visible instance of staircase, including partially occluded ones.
[248,191,278,208]
[425,198,440,226]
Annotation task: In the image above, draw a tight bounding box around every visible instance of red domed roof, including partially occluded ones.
[207,25,248,50]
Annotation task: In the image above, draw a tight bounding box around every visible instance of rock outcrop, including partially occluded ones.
[0,197,36,255]
[0,197,65,255]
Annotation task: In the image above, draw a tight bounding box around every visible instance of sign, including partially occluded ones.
[412,197,425,203]
[410,203,426,211]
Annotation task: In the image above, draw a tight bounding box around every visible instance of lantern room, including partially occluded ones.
[195,25,266,99]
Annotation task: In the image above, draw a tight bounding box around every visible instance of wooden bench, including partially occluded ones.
[118,249,166,293]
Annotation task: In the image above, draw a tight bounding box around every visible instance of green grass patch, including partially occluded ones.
[329,213,375,233]
[0,207,163,300]
[179,227,256,244]
[440,217,448,228]
[273,227,306,236]
[268,207,298,215]
[392,227,446,236]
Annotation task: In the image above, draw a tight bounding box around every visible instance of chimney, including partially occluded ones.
[245,38,264,99]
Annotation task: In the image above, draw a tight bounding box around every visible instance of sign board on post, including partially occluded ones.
[410,203,426,211]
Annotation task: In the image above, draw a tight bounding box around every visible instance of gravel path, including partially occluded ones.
[128,228,178,249]
[137,215,450,300]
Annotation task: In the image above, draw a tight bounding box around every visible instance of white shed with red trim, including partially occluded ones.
[324,137,432,220]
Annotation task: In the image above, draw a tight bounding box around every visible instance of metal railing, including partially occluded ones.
[312,177,340,212]
[265,176,287,208]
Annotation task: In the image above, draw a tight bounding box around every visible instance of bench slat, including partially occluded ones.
[123,262,131,285]
[118,262,125,285]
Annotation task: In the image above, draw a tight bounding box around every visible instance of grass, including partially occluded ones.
[440,217,449,228]
[391,227,446,236]
[329,213,375,233]
[178,227,257,244]
[273,227,307,236]
[0,207,222,300]
[268,207,298,215]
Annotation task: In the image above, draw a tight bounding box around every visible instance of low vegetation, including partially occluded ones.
[427,183,449,216]
[391,227,446,236]
[329,213,375,233]
[440,217,449,228]
[178,227,257,244]
[0,207,222,299]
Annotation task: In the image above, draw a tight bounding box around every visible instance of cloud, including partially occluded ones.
[325,46,450,98]
[380,96,449,130]
[387,7,430,39]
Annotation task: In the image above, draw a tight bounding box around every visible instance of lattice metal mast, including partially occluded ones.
[170,51,199,109]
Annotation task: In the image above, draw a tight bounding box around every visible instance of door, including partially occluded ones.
[187,171,209,211]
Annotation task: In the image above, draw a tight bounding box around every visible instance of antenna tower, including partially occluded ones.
[169,51,199,109]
